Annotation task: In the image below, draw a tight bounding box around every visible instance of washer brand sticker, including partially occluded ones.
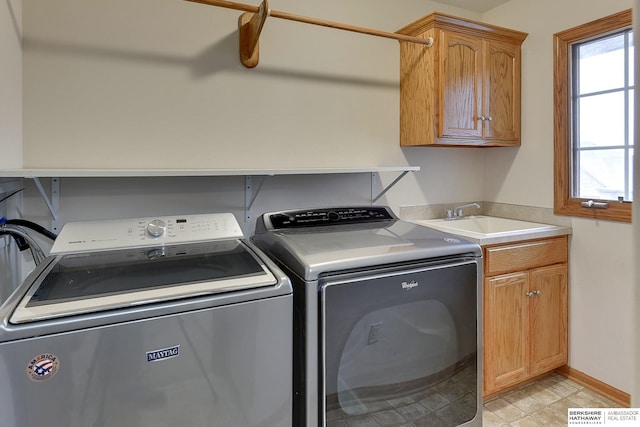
[27,354,60,382]
[146,345,180,362]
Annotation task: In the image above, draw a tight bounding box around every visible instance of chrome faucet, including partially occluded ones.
[446,203,480,220]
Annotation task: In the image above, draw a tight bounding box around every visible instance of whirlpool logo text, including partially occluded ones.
[401,280,419,290]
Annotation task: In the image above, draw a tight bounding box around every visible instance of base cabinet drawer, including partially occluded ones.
[484,236,568,276]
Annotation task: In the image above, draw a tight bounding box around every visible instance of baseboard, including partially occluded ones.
[555,365,631,407]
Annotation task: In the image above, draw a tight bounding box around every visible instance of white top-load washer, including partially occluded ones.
[0,213,292,427]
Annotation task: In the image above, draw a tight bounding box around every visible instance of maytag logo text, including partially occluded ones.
[146,345,180,362]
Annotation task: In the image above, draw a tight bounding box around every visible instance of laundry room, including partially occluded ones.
[1,0,639,426]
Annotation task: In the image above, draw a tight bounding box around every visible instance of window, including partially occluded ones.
[554,9,633,222]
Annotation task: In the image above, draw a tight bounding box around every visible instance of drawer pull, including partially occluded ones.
[581,200,609,209]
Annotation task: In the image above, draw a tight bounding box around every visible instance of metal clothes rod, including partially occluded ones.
[185,0,435,46]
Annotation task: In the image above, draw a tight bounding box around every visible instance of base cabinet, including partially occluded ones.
[482,237,568,397]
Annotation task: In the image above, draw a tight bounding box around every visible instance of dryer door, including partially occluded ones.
[321,258,480,427]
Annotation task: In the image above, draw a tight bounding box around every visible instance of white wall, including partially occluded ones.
[21,0,481,171]
[0,0,23,304]
[19,0,488,214]
[484,0,636,396]
[0,0,22,168]
[633,0,639,409]
[15,0,487,275]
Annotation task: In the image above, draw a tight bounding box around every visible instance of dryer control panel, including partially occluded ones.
[51,213,244,254]
[264,206,396,230]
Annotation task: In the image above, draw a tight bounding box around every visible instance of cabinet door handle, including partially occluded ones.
[486,116,493,121]
[526,291,534,297]
[533,290,541,296]
[478,116,486,121]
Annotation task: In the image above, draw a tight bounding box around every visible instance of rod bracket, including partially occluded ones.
[238,0,269,68]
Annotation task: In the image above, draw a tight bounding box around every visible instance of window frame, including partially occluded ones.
[553,9,633,223]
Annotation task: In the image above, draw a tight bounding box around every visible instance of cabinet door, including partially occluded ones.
[529,264,568,375]
[483,272,529,395]
[439,30,483,139]
[483,39,521,144]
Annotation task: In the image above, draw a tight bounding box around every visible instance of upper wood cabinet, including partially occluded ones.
[396,13,528,147]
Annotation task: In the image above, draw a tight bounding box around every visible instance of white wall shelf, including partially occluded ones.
[0,167,420,225]
[0,167,419,178]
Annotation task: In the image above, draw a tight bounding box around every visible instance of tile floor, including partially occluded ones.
[327,363,478,426]
[327,372,621,426]
[483,373,622,426]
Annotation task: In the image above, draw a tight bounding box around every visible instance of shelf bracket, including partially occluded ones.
[32,177,61,232]
[371,170,410,204]
[245,175,268,222]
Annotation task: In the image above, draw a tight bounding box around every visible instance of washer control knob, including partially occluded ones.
[146,219,167,238]
[147,248,166,259]
[327,211,340,221]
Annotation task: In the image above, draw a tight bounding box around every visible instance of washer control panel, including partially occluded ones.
[51,213,244,254]
[266,206,396,229]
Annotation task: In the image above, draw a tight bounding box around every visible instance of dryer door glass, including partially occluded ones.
[321,259,479,427]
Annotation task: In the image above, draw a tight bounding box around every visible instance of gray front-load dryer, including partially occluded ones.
[0,213,292,427]
[253,206,482,427]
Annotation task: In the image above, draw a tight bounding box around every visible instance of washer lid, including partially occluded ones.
[10,240,277,324]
